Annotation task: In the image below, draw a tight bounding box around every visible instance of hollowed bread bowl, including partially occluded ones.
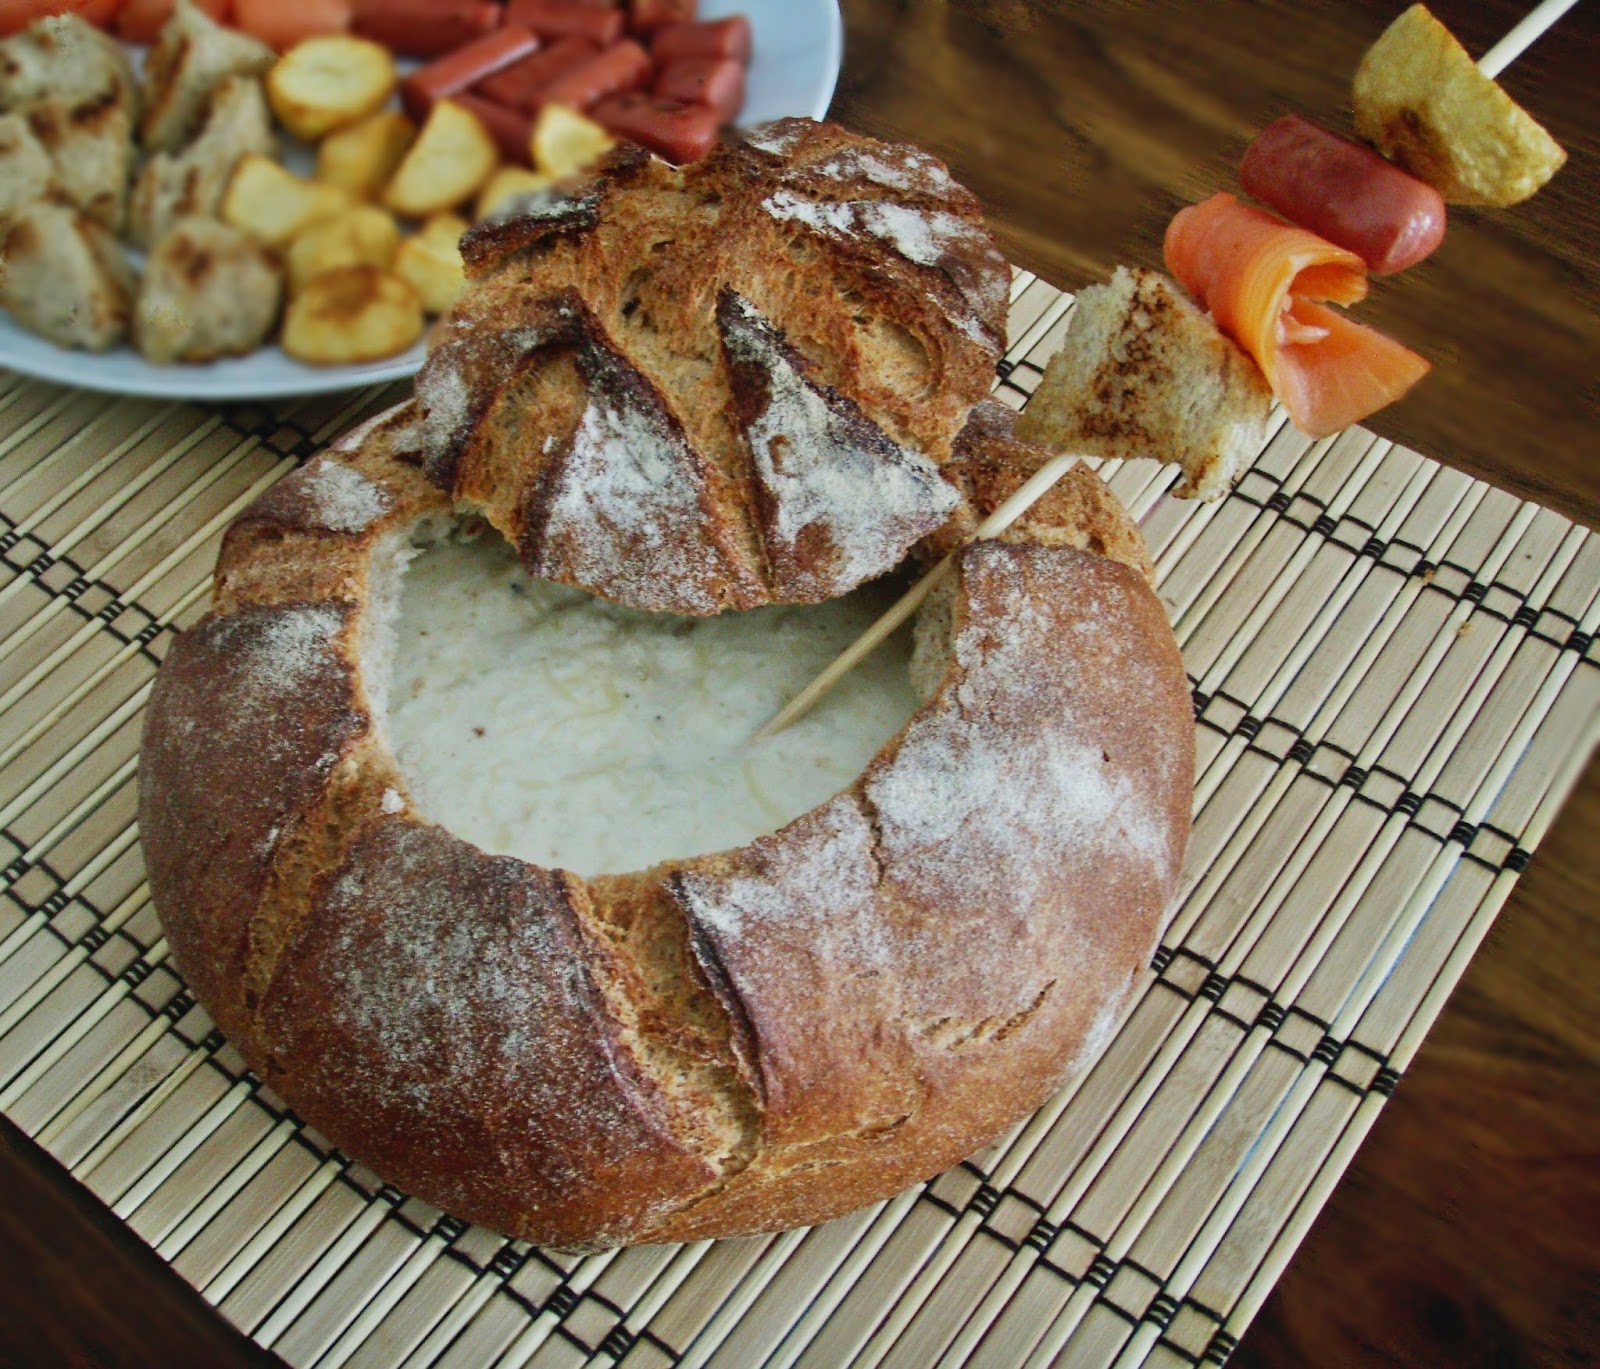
[138,400,1194,1249]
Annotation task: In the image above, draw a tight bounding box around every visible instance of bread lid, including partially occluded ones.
[415,120,1011,615]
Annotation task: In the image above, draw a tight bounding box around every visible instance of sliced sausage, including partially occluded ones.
[476,35,603,113]
[654,57,744,122]
[505,0,626,45]
[629,0,695,30]
[402,27,542,120]
[592,92,720,163]
[351,0,499,56]
[1240,115,1446,275]
[541,39,651,111]
[650,15,751,62]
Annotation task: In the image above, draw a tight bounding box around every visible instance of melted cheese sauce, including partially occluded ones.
[385,532,921,877]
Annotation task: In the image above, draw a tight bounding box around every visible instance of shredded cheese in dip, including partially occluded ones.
[386,533,921,877]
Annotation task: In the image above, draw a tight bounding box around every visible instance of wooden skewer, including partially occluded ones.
[752,452,1080,741]
[755,0,1575,743]
[1477,0,1578,76]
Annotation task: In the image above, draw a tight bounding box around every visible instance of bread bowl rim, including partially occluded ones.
[135,400,1196,1249]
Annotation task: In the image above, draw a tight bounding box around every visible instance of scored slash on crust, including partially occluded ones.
[417,118,1013,616]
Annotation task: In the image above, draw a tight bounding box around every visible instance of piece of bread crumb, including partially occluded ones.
[1016,266,1272,501]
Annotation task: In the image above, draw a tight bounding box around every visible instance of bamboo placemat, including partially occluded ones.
[1,270,1597,1368]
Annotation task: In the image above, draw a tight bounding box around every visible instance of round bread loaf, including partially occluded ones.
[138,401,1194,1249]
[414,119,1011,616]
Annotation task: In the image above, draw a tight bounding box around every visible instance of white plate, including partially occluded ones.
[0,0,842,402]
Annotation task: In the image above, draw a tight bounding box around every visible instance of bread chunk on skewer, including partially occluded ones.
[1015,266,1273,503]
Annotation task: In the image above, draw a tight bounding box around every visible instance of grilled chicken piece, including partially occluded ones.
[140,0,275,153]
[135,216,283,364]
[0,112,57,222]
[0,14,138,233]
[0,14,138,115]
[129,74,275,249]
[0,198,136,351]
[22,89,134,232]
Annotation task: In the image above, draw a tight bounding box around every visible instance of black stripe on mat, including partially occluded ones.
[1141,947,1404,1093]
[0,549,182,666]
[1189,693,1566,850]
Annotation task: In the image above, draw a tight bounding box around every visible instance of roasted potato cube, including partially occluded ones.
[420,211,469,246]
[317,109,415,199]
[393,213,468,314]
[266,35,397,142]
[531,101,614,179]
[281,265,423,364]
[286,204,401,292]
[382,99,498,218]
[223,152,351,245]
[475,165,557,221]
[1353,4,1566,206]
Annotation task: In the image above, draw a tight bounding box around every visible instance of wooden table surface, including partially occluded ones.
[3,2,1596,1365]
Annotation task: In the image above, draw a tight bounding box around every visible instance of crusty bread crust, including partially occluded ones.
[415,120,1009,615]
[140,404,1194,1248]
[922,399,1155,580]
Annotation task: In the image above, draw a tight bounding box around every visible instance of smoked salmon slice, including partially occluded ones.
[1164,192,1429,438]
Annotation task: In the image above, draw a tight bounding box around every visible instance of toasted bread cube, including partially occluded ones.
[286,204,401,292]
[1353,4,1566,206]
[316,109,415,200]
[474,164,557,221]
[281,264,424,364]
[1014,267,1273,502]
[382,99,498,218]
[223,152,351,245]
[393,213,468,313]
[530,101,613,178]
[267,34,397,142]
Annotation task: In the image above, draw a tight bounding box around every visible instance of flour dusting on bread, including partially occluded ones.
[720,290,957,598]
[760,190,982,270]
[680,796,884,946]
[807,145,958,196]
[867,545,1176,919]
[295,458,391,533]
[533,383,736,616]
[213,601,348,712]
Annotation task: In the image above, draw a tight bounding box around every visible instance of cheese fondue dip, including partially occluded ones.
[384,532,922,876]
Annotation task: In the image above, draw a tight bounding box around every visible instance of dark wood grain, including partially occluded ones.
[2,4,1596,1366]
[833,0,1600,528]
[0,1114,281,1369]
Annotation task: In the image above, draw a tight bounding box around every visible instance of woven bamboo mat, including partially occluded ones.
[1,269,1597,1368]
